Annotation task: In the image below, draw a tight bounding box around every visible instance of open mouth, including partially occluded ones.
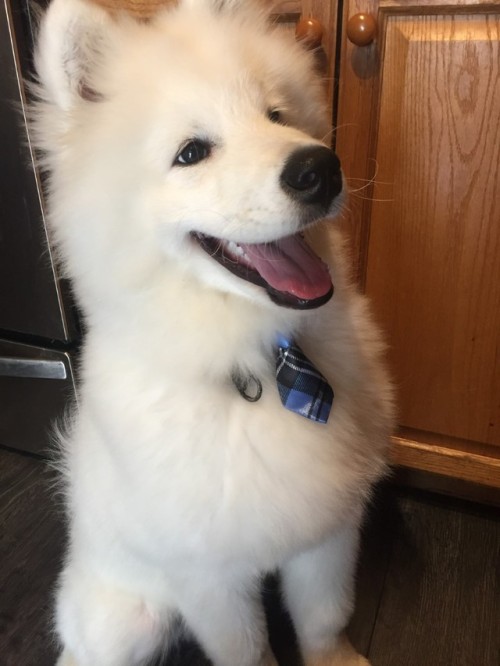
[191,231,333,309]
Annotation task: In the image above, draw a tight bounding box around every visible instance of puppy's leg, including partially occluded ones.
[282,522,369,666]
[55,566,170,666]
[178,575,278,666]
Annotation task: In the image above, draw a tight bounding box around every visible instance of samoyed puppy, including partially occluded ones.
[33,0,393,664]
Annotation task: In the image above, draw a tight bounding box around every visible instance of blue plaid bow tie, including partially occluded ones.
[275,337,334,424]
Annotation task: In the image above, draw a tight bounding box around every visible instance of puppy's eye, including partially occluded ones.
[267,108,284,124]
[174,139,211,166]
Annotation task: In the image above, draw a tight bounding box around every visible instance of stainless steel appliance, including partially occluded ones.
[0,0,78,454]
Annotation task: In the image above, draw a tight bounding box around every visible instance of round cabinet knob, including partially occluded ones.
[346,13,377,46]
[295,17,324,49]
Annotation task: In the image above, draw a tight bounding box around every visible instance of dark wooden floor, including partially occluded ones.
[1,446,499,666]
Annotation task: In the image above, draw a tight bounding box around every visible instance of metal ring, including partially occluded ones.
[231,372,263,402]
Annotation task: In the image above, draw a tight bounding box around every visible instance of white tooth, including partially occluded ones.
[227,241,245,257]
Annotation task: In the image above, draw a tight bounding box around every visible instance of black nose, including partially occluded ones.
[280,145,342,212]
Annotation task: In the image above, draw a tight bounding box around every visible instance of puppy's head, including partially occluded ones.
[34,0,344,310]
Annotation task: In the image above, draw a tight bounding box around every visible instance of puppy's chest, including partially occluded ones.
[95,347,370,565]
[126,403,349,565]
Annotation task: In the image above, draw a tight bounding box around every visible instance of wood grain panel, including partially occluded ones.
[392,429,500,486]
[335,0,381,281]
[365,12,500,449]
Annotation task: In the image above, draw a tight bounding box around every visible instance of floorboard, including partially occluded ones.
[367,493,500,666]
[348,490,398,656]
[0,450,64,666]
[1,447,499,666]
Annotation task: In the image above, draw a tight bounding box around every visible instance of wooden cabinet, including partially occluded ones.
[335,0,500,488]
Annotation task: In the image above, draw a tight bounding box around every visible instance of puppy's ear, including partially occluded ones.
[35,0,116,110]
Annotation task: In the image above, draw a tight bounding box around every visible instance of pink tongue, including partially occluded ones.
[240,235,332,300]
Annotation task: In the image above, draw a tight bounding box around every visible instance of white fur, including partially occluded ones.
[33,0,394,664]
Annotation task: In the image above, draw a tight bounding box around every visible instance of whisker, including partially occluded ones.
[346,177,392,185]
[348,192,395,203]
[345,159,389,194]
[320,128,335,143]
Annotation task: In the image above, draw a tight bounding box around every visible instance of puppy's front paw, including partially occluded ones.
[304,635,370,666]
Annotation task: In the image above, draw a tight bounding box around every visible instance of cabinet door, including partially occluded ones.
[336,0,500,487]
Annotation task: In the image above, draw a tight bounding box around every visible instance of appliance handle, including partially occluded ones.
[0,356,67,380]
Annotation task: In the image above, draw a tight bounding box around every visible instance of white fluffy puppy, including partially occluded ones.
[32,0,394,664]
